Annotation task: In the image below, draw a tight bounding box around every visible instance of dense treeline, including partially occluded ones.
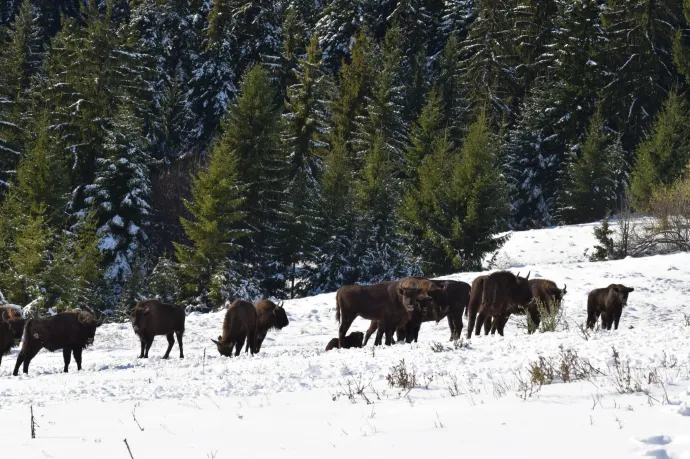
[1,0,689,314]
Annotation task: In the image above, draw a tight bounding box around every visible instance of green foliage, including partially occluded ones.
[403,113,509,274]
[589,212,615,262]
[631,92,690,209]
[565,109,626,223]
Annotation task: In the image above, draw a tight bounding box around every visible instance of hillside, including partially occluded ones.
[1,221,690,458]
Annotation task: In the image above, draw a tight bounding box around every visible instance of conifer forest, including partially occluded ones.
[1,0,690,315]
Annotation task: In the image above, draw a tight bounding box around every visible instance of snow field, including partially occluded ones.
[1,222,690,458]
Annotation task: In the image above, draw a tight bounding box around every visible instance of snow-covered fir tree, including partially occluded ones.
[315,0,367,70]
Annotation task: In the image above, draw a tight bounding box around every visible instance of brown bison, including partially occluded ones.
[586,284,634,330]
[337,277,440,347]
[131,300,185,359]
[252,299,289,353]
[467,271,534,338]
[364,279,471,344]
[483,278,567,335]
[212,300,257,357]
[325,331,364,351]
[13,310,102,375]
[1,307,25,368]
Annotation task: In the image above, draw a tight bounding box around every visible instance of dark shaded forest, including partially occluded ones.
[1,0,689,314]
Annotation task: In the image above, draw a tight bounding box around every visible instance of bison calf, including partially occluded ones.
[13,310,102,376]
[325,331,364,351]
[213,300,257,357]
[131,300,185,359]
[587,284,634,330]
[1,307,25,368]
[252,300,289,353]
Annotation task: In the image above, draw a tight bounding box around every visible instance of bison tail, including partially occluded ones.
[335,294,341,324]
[19,318,33,349]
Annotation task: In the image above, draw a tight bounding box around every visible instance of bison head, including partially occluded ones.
[77,311,100,346]
[212,336,234,357]
[514,271,534,306]
[397,277,442,314]
[272,301,289,330]
[610,284,634,306]
[2,310,24,344]
[130,306,148,334]
[350,331,364,348]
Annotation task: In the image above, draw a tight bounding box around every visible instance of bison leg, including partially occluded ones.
[255,331,267,353]
[63,348,72,373]
[384,326,394,346]
[614,312,621,330]
[162,333,175,359]
[364,321,378,347]
[483,316,492,335]
[73,348,83,371]
[138,338,146,358]
[586,311,599,330]
[246,329,257,355]
[338,315,355,349]
[16,346,40,375]
[496,316,508,336]
[374,327,385,346]
[144,338,153,358]
[466,308,479,340]
[474,311,486,336]
[528,309,540,334]
[175,331,184,359]
[235,335,246,357]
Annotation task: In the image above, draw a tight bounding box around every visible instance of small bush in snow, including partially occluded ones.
[429,341,446,352]
[387,359,417,390]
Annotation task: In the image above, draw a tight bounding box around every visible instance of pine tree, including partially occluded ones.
[315,0,366,71]
[278,34,329,297]
[459,0,520,125]
[440,0,475,40]
[601,0,688,153]
[564,109,627,223]
[630,91,690,208]
[436,33,470,143]
[174,127,248,309]
[84,105,152,282]
[512,0,558,89]
[216,64,286,297]
[405,86,445,176]
[312,134,359,292]
[403,113,509,274]
[0,0,43,196]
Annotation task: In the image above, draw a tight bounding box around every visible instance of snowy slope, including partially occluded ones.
[1,221,690,459]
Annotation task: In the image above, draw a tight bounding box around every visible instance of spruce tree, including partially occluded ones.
[630,91,690,208]
[403,113,509,274]
[436,33,470,143]
[174,127,248,309]
[315,0,366,71]
[0,0,43,196]
[84,105,152,282]
[312,134,359,292]
[278,35,329,297]
[565,109,626,223]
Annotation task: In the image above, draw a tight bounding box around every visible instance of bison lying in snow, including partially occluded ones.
[213,300,257,357]
[13,310,102,375]
[587,284,634,330]
[1,307,25,368]
[325,331,364,351]
[467,271,534,338]
[483,278,567,335]
[252,299,289,353]
[337,277,440,347]
[131,300,185,359]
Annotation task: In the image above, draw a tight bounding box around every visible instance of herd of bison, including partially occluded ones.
[0,270,636,376]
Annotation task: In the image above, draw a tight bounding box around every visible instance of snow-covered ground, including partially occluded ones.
[2,221,690,458]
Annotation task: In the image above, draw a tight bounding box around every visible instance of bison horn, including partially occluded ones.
[211,339,220,345]
[525,271,531,280]
[562,284,567,294]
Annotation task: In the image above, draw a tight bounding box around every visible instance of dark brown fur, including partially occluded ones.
[1,307,25,368]
[364,279,471,344]
[466,271,533,338]
[251,299,289,353]
[13,310,102,375]
[586,284,634,330]
[338,277,441,348]
[213,300,257,357]
[484,278,567,335]
[131,300,185,359]
[325,331,364,351]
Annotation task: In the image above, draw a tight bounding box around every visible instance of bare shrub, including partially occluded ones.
[528,346,601,386]
[607,346,642,394]
[513,369,541,399]
[684,313,690,327]
[526,298,567,333]
[430,342,446,353]
[387,359,417,390]
[446,374,460,397]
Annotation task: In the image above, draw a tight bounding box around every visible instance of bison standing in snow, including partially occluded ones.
[466,271,534,338]
[325,331,364,351]
[252,299,289,353]
[0,306,25,368]
[213,300,257,357]
[341,277,440,348]
[131,300,185,359]
[13,310,102,375]
[586,284,635,330]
